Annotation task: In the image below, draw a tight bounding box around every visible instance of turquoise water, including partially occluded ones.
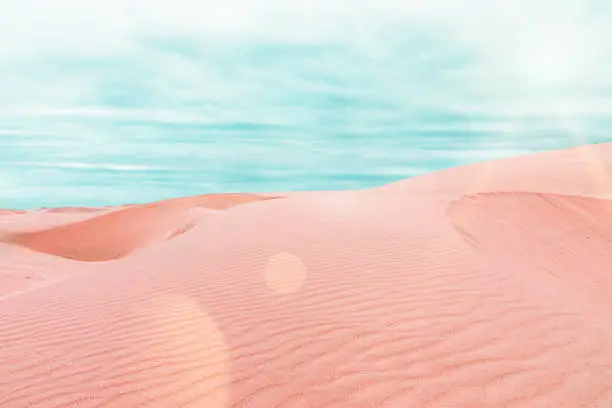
[1,2,611,209]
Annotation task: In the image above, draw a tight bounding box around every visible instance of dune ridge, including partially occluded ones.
[0,193,281,262]
[1,144,612,407]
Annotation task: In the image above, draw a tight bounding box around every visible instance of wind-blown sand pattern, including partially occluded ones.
[2,143,612,407]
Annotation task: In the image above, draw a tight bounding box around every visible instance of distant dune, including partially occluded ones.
[1,144,612,407]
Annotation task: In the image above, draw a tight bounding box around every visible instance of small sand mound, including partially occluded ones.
[1,193,281,262]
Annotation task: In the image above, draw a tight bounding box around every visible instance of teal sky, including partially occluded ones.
[2,0,612,209]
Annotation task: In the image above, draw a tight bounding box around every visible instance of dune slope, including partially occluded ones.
[0,193,280,262]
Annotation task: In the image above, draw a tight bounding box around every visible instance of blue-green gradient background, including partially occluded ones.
[2,0,612,209]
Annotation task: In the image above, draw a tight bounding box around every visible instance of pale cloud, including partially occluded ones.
[1,0,610,114]
[1,0,612,207]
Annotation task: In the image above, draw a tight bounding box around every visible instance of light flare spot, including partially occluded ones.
[264,251,307,295]
[131,295,230,408]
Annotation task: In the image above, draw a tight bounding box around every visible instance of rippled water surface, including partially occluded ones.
[1,1,611,209]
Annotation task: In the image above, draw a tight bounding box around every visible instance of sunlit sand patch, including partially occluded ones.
[462,160,499,194]
[130,295,230,407]
[576,142,612,198]
[264,251,307,295]
[559,115,612,199]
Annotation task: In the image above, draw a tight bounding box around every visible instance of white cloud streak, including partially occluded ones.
[1,0,610,111]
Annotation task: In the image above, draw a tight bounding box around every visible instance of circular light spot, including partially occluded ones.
[264,251,307,295]
[131,295,230,407]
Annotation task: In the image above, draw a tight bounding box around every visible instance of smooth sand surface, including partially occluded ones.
[2,144,612,407]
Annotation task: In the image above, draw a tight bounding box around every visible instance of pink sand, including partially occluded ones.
[1,143,612,407]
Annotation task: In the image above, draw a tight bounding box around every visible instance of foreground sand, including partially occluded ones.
[2,143,612,407]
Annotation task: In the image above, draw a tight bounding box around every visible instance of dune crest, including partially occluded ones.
[0,193,282,262]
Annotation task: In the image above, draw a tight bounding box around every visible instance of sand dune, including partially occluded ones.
[0,193,280,262]
[2,144,612,407]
